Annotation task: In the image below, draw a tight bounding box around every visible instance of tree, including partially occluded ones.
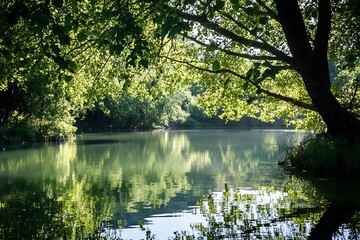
[1,0,359,141]
[0,0,149,141]
[147,0,360,138]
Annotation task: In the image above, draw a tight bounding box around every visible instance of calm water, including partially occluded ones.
[0,130,359,239]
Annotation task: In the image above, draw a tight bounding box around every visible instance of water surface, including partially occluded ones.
[0,130,358,239]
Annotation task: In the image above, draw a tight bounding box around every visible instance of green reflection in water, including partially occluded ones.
[0,130,358,239]
[189,177,328,239]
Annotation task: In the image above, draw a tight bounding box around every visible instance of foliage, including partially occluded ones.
[146,0,359,135]
[1,0,360,142]
[0,0,151,142]
[281,134,360,178]
[79,90,191,131]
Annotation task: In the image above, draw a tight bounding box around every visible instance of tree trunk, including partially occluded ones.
[299,61,360,138]
[275,0,360,138]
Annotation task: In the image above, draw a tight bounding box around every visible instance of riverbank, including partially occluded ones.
[279,134,360,179]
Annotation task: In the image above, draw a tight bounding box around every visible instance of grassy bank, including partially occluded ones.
[280,134,360,178]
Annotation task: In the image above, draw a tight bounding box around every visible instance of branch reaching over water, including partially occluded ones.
[160,55,316,111]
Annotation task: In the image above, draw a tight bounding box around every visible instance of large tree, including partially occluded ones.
[147,0,360,138]
[1,0,359,140]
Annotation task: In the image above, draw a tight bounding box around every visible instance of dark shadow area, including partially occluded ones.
[299,175,360,239]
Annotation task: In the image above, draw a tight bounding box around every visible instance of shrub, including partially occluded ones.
[280,134,360,178]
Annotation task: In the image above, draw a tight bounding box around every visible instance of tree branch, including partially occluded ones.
[255,0,279,22]
[183,34,280,61]
[275,0,313,68]
[161,55,316,111]
[164,6,294,66]
[219,11,268,44]
[314,0,331,58]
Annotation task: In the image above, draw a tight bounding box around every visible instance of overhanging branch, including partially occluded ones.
[161,55,316,111]
[163,5,294,66]
[183,34,280,61]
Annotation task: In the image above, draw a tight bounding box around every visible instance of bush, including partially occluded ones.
[280,134,360,178]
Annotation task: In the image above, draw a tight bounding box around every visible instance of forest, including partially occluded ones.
[0,0,359,175]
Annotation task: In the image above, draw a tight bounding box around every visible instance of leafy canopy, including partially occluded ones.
[0,0,359,140]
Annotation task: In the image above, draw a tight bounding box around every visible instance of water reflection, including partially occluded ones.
[185,177,327,239]
[0,130,358,239]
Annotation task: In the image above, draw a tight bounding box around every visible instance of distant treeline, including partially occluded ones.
[76,91,286,133]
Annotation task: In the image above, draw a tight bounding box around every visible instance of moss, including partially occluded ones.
[280,134,360,178]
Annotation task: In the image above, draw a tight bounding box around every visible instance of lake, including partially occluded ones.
[0,130,359,239]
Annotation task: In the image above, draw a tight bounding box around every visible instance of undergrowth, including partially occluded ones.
[280,134,360,178]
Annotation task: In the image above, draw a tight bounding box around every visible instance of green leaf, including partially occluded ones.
[64,75,73,82]
[109,45,123,55]
[64,15,72,32]
[206,42,218,52]
[259,17,268,25]
[53,24,71,44]
[224,78,230,88]
[249,27,260,36]
[263,61,272,68]
[169,27,179,38]
[139,59,149,68]
[52,0,63,8]
[68,60,77,72]
[245,68,253,79]
[244,6,255,15]
[253,69,261,79]
[231,0,240,11]
[53,56,67,69]
[32,10,50,29]
[161,16,177,39]
[184,0,196,4]
[59,34,71,45]
[262,66,281,80]
[76,31,87,42]
[243,81,249,90]
[177,21,191,32]
[212,60,221,71]
[214,0,226,11]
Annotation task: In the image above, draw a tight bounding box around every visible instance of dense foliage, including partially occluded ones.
[1,0,359,142]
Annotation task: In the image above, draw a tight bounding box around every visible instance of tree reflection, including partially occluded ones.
[173,176,359,239]
[1,131,357,239]
[180,177,327,239]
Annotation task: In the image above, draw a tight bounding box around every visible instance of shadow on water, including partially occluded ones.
[165,176,359,239]
[298,174,360,239]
